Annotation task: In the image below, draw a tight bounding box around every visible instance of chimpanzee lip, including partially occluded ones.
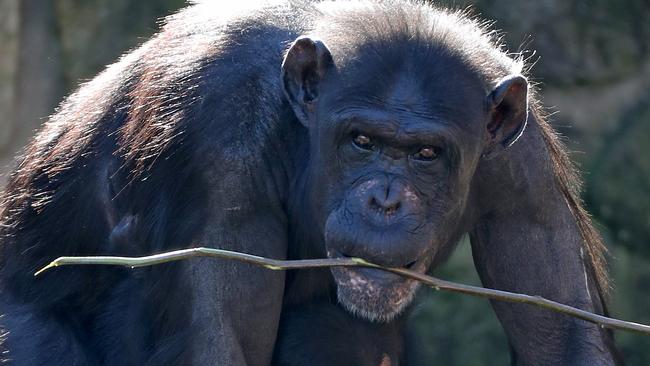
[349,266,403,283]
[328,249,424,279]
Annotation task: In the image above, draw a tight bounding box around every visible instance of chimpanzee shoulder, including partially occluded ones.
[0,2,310,363]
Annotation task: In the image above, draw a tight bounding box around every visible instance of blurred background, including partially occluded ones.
[0,0,648,364]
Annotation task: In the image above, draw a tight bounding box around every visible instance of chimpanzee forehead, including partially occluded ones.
[323,56,487,132]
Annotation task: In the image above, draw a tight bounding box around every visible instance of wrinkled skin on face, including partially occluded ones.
[282,36,528,321]
[315,70,484,321]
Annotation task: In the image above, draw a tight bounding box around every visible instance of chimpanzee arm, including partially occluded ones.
[469,116,618,365]
[178,156,289,366]
[0,6,297,363]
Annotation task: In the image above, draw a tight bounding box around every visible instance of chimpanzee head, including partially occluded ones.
[281,9,528,322]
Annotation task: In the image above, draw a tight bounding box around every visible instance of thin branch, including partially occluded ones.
[35,246,650,336]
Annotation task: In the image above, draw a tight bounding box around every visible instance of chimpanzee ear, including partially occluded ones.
[281,36,334,127]
[483,75,529,156]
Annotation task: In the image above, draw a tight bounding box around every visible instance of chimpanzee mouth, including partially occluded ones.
[328,251,425,322]
[350,259,418,281]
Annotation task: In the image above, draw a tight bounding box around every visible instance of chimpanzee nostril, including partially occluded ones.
[369,194,402,216]
[362,178,410,219]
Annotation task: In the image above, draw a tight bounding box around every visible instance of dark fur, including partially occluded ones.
[273,303,403,366]
[0,1,618,365]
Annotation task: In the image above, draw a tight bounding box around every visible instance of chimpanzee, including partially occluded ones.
[0,1,620,365]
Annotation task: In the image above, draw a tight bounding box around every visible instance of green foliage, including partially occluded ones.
[610,245,650,365]
[408,240,510,365]
[586,92,650,255]
[436,0,649,86]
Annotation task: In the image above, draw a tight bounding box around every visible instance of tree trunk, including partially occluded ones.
[10,0,64,155]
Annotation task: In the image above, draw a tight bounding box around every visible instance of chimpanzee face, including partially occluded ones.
[282,37,528,321]
[313,64,487,321]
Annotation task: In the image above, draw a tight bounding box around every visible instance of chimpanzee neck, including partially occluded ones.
[281,108,324,259]
[287,167,326,260]
[467,111,617,364]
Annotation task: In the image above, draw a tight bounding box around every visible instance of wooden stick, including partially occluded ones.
[34,246,650,335]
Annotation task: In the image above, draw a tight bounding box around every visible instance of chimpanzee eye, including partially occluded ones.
[352,134,374,150]
[413,146,441,161]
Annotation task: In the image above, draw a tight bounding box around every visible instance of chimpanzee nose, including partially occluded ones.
[367,183,403,217]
